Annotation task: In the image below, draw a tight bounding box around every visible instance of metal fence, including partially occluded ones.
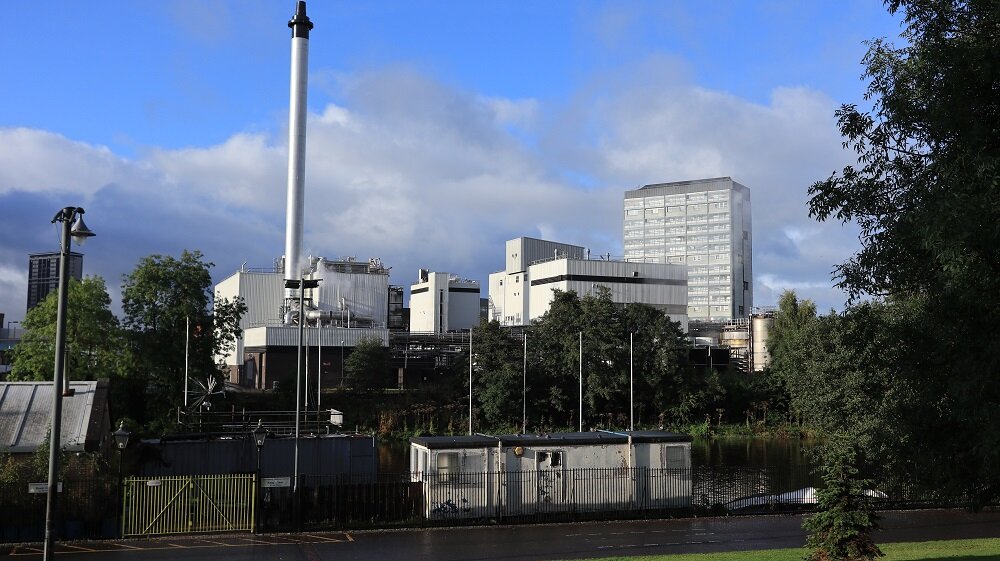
[0,466,982,543]
[0,476,118,543]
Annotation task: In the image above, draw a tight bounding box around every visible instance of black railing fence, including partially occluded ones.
[0,466,986,542]
[0,475,118,543]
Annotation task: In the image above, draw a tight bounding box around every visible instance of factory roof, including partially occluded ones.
[0,381,109,453]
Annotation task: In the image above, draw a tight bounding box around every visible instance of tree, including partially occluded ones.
[473,320,524,432]
[344,336,390,391]
[807,0,1000,505]
[9,276,125,382]
[528,289,585,428]
[803,434,883,561]
[120,250,246,431]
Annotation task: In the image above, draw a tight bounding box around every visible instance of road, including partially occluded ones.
[6,509,1000,560]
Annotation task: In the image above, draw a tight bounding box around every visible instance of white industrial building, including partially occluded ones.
[214,256,390,389]
[623,177,752,322]
[488,237,688,331]
[409,269,481,333]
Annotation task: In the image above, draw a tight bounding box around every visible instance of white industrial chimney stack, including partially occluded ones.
[284,1,313,295]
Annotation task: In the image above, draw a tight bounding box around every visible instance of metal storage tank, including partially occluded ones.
[750,314,773,372]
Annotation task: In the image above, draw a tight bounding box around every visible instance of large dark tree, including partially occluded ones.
[808,0,1000,505]
[120,250,245,432]
[472,287,693,433]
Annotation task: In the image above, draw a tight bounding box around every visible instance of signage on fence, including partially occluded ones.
[261,477,291,488]
[28,482,62,494]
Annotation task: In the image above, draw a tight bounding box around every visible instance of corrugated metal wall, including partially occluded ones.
[137,435,377,479]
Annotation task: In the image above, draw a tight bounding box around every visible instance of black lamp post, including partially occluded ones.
[44,207,95,561]
[283,276,319,530]
[252,420,267,534]
[112,421,130,537]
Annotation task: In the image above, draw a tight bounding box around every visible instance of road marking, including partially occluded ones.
[62,544,98,552]
[4,533,360,556]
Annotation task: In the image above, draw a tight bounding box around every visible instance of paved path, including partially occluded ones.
[5,509,1000,560]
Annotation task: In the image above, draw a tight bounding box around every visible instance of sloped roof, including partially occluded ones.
[0,381,107,453]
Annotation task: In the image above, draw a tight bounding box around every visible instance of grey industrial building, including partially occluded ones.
[623,177,752,322]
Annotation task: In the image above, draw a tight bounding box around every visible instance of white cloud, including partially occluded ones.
[0,62,862,321]
[0,128,129,197]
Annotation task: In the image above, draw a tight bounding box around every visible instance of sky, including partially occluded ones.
[0,0,907,324]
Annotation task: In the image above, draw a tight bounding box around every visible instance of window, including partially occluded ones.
[664,446,686,469]
[625,209,642,216]
[713,201,729,209]
[643,196,664,207]
[624,198,643,209]
[537,450,562,468]
[437,452,462,482]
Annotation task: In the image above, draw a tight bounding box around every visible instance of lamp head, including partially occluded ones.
[112,420,131,450]
[70,213,96,246]
[252,419,267,448]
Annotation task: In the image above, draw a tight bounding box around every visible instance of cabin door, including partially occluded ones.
[534,450,564,513]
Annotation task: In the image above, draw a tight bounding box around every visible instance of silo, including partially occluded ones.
[750,314,773,372]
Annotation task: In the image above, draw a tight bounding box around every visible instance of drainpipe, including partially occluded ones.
[476,432,503,521]
[597,429,632,470]
[599,429,635,507]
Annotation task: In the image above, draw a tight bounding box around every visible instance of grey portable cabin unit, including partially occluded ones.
[409,431,692,520]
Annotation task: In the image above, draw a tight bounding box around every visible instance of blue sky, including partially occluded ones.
[0,1,906,322]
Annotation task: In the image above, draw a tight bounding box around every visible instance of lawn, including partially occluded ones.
[584,538,1000,561]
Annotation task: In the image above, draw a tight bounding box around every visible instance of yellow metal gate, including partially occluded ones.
[122,474,256,537]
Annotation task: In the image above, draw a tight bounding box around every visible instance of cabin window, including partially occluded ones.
[664,446,686,469]
[437,452,461,481]
[537,451,562,468]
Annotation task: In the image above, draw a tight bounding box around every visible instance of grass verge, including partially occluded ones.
[583,538,1000,561]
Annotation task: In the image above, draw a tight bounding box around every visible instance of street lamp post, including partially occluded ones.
[112,421,130,537]
[283,276,319,529]
[252,420,267,534]
[468,328,473,435]
[522,333,527,434]
[339,340,345,387]
[44,206,94,561]
[630,332,634,431]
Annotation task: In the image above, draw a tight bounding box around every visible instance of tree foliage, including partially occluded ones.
[805,0,1000,505]
[471,287,702,433]
[9,276,125,382]
[119,250,246,431]
[344,335,390,391]
[803,435,883,561]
